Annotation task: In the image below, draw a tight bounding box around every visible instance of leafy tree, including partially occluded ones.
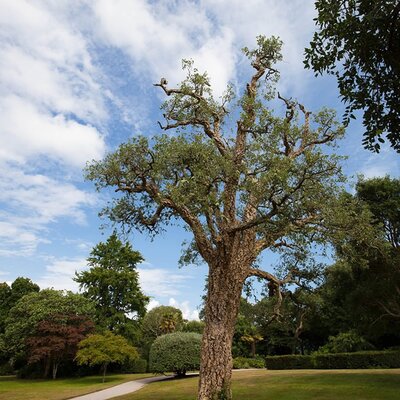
[74,233,149,337]
[0,278,39,334]
[26,314,94,379]
[316,177,400,348]
[4,289,95,367]
[86,35,360,399]
[149,332,201,377]
[356,176,400,249]
[182,320,205,334]
[240,329,263,358]
[9,277,40,306]
[315,330,373,354]
[305,0,400,152]
[141,306,183,340]
[75,331,138,382]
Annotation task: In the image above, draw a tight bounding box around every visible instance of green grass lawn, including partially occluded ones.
[0,373,151,400]
[115,369,400,400]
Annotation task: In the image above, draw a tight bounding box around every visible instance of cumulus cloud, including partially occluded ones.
[169,297,200,321]
[145,298,200,321]
[0,1,108,256]
[0,165,97,256]
[35,257,87,291]
[91,0,315,97]
[137,264,191,297]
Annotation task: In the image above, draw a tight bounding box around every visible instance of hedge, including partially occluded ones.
[233,357,265,369]
[265,350,400,370]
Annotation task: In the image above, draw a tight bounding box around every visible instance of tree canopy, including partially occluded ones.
[305,0,400,152]
[4,289,95,365]
[74,233,149,335]
[76,331,138,382]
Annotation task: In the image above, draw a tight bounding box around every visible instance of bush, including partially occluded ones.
[149,332,201,376]
[265,354,314,370]
[0,362,14,375]
[122,358,148,373]
[265,350,400,370]
[233,357,265,369]
[316,331,374,354]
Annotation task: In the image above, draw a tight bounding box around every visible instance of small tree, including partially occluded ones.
[75,331,138,382]
[149,332,201,377]
[26,314,94,379]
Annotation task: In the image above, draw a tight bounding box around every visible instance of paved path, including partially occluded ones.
[69,370,257,400]
[69,375,175,400]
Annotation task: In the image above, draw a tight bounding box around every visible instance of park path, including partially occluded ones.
[69,375,175,400]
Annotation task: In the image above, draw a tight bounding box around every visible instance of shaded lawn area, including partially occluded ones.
[0,373,151,400]
[115,369,400,400]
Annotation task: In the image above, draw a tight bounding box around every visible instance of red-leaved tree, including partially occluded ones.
[26,314,94,379]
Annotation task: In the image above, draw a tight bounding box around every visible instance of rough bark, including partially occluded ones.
[198,252,249,400]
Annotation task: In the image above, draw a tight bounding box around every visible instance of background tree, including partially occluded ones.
[141,306,183,340]
[305,0,400,152]
[149,332,202,377]
[76,331,138,383]
[74,233,149,339]
[140,306,183,360]
[313,176,400,349]
[26,314,94,379]
[4,289,95,370]
[0,278,39,334]
[86,35,364,399]
[182,320,205,334]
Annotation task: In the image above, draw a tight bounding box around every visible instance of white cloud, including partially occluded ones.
[92,0,236,95]
[145,297,200,321]
[0,164,97,256]
[0,1,109,257]
[137,265,191,297]
[36,257,87,291]
[169,297,200,321]
[147,299,160,311]
[0,96,106,167]
[91,0,315,97]
[357,145,400,179]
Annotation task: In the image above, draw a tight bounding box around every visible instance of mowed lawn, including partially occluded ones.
[0,373,151,400]
[116,369,400,400]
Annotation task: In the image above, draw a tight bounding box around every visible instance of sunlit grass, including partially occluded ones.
[0,373,151,400]
[116,369,400,400]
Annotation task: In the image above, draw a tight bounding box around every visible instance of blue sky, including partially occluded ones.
[0,0,399,320]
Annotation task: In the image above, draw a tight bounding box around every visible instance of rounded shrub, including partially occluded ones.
[149,332,202,376]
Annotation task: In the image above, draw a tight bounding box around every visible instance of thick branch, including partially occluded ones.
[154,79,228,156]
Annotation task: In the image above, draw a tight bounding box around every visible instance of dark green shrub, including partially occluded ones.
[149,332,201,376]
[265,350,400,370]
[265,354,314,370]
[0,362,14,375]
[119,357,148,373]
[316,331,374,354]
[233,357,265,369]
[129,358,148,373]
[313,350,400,369]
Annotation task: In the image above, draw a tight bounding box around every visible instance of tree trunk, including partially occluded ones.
[198,259,246,400]
[251,341,256,358]
[102,363,108,383]
[52,362,59,380]
[44,357,51,379]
